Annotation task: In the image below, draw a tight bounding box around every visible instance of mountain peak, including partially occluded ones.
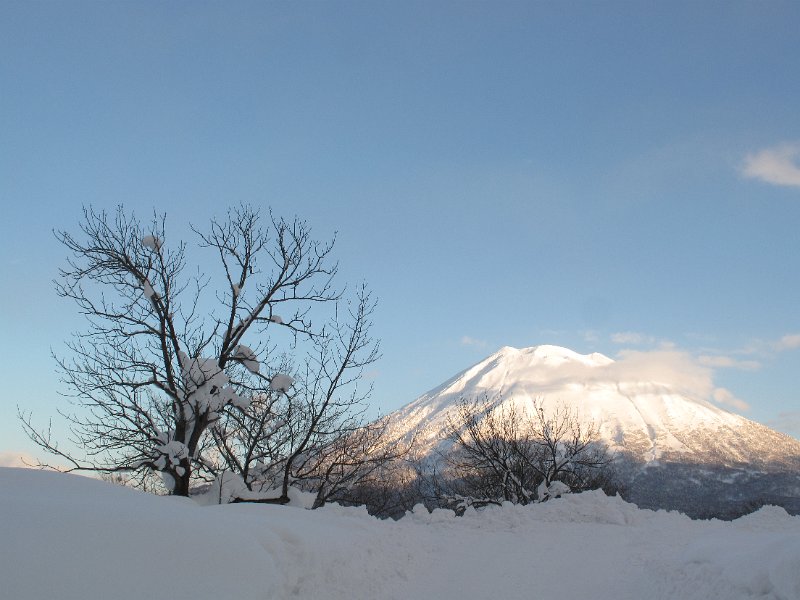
[389,343,800,469]
[487,344,614,366]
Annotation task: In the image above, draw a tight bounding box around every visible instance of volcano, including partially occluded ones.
[387,345,800,517]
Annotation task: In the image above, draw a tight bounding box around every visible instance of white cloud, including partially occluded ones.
[608,350,750,413]
[712,388,750,412]
[509,346,752,415]
[768,412,800,438]
[742,143,800,188]
[460,335,488,348]
[610,331,656,346]
[611,350,715,398]
[740,333,800,355]
[361,369,381,381]
[582,330,600,343]
[775,333,800,352]
[697,355,761,371]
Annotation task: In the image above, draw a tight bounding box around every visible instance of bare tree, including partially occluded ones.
[526,400,612,498]
[297,416,410,510]
[21,205,346,496]
[443,397,535,506]
[331,450,430,518]
[440,395,613,508]
[204,287,404,504]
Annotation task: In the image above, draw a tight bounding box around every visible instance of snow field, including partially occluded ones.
[2,468,799,600]
[0,469,278,600]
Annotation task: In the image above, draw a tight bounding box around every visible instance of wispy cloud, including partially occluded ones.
[582,330,600,343]
[742,142,800,188]
[712,388,750,412]
[537,347,750,413]
[697,354,761,371]
[768,412,800,438]
[580,329,800,414]
[361,369,381,381]
[610,331,657,346]
[460,335,488,348]
[611,349,751,412]
[730,333,800,357]
[775,333,800,352]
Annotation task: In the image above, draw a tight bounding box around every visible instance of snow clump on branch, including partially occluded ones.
[178,351,244,412]
[270,374,294,394]
[141,235,162,252]
[233,345,260,374]
[141,279,156,300]
[539,480,572,502]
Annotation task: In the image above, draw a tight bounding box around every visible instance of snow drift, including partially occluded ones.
[2,467,800,600]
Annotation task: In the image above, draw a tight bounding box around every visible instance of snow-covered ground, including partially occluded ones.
[2,468,799,600]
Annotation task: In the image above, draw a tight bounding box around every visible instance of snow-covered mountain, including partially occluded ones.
[388,345,800,516]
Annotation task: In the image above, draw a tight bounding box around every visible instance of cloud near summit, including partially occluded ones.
[610,350,751,412]
[460,335,488,348]
[536,348,751,413]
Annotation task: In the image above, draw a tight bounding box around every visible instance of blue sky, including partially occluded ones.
[2,1,800,463]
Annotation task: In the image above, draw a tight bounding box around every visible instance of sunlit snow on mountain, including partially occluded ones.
[388,345,800,517]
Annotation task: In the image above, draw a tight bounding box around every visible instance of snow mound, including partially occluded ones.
[518,489,673,526]
[446,489,688,530]
[731,504,792,530]
[3,468,800,600]
[684,531,800,599]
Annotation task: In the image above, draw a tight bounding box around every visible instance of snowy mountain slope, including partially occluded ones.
[3,467,800,600]
[387,345,800,470]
